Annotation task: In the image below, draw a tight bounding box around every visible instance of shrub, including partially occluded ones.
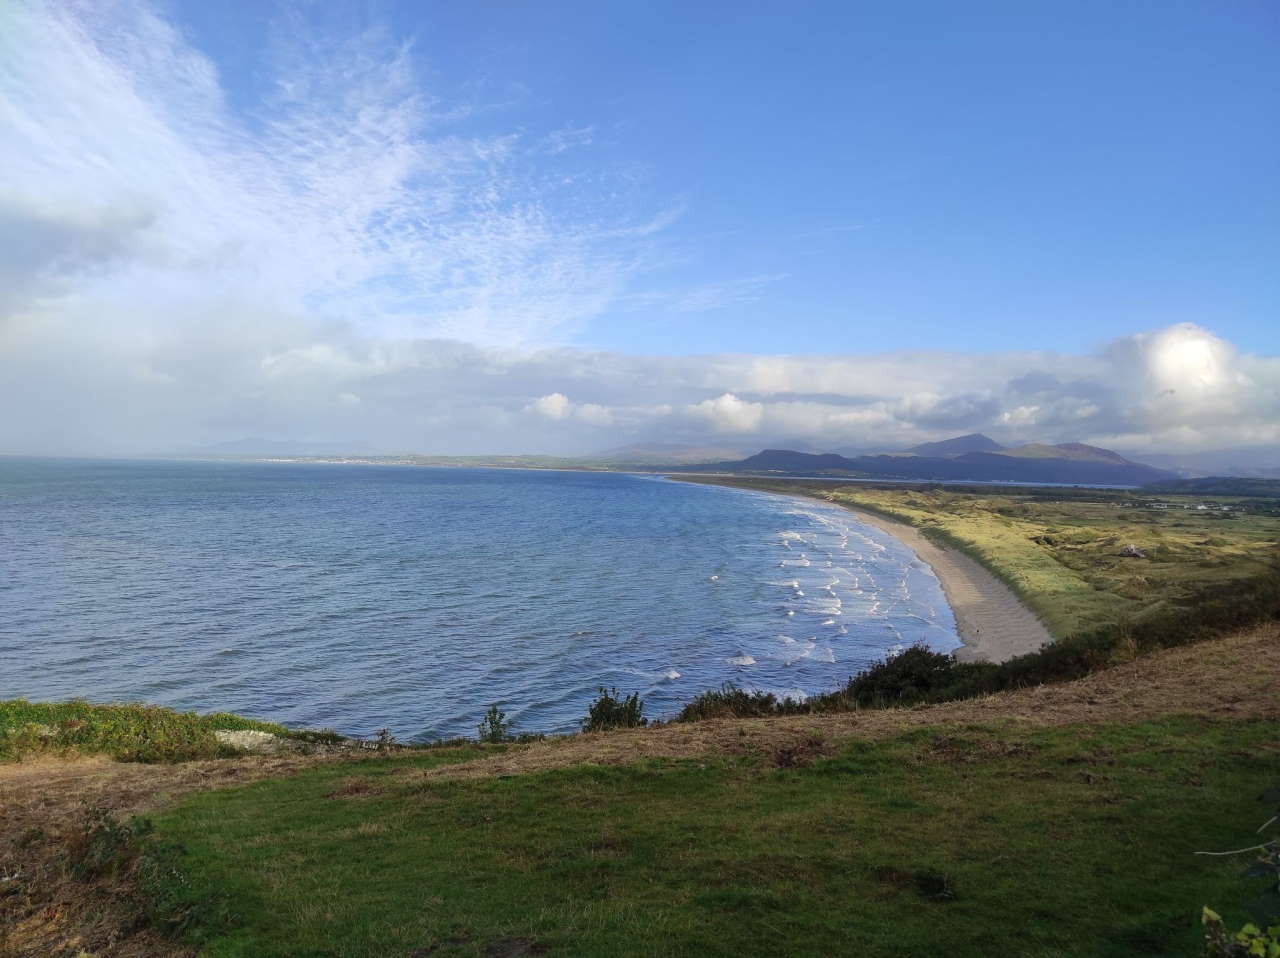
[677,683,805,722]
[838,645,962,707]
[581,687,647,732]
[477,704,514,743]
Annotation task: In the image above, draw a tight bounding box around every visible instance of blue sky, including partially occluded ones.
[0,0,1276,455]
[176,0,1279,356]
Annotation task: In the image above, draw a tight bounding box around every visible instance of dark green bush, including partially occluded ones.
[581,687,647,732]
[835,645,969,707]
[677,683,804,722]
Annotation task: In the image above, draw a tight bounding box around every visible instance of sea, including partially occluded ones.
[0,458,959,740]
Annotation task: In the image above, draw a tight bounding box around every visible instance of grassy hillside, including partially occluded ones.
[130,716,1276,956]
[5,625,1278,956]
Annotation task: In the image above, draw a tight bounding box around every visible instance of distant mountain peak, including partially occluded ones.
[903,433,1005,458]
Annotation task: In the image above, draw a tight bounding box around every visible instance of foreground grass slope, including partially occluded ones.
[146,715,1275,957]
[3,624,1277,957]
[682,477,1280,640]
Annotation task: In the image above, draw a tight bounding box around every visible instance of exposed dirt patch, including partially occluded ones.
[872,865,958,902]
[771,736,831,768]
[484,937,547,957]
[913,735,1035,765]
[323,775,382,799]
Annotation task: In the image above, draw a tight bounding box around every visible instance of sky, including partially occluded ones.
[1,0,1277,457]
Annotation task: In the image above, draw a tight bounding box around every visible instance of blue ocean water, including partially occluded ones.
[0,458,958,739]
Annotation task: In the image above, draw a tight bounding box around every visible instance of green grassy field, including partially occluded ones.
[135,715,1274,957]
[682,477,1280,640]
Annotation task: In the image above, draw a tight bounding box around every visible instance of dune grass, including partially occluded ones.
[137,715,1276,957]
[0,699,337,763]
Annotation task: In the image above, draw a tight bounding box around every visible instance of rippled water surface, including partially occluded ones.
[1,458,958,738]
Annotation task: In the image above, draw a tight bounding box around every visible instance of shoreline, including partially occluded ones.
[685,479,1054,664]
[833,502,1053,663]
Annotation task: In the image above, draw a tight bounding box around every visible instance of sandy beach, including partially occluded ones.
[830,502,1054,663]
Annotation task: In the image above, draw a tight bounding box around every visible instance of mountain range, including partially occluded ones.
[677,434,1176,486]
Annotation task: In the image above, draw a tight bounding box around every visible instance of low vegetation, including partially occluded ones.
[5,625,1277,955]
[581,687,647,732]
[89,715,1276,956]
[0,699,340,763]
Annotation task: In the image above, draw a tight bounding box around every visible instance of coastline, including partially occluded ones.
[832,502,1054,663]
[683,478,1054,664]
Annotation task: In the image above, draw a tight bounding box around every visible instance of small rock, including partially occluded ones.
[214,729,284,754]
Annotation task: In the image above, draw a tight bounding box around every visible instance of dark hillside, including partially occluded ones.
[685,446,1175,486]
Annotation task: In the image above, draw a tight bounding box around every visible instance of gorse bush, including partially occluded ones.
[581,687,647,732]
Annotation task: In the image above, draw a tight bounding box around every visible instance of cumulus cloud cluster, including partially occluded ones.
[1,1,1275,457]
[503,324,1280,455]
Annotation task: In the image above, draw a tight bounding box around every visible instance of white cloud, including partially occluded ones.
[527,393,617,427]
[575,403,615,427]
[688,393,765,433]
[529,393,571,420]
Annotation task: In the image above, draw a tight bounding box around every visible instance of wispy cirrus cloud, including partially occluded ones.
[0,0,654,347]
[670,273,789,313]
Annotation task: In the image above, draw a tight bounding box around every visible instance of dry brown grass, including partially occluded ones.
[2,620,1276,956]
